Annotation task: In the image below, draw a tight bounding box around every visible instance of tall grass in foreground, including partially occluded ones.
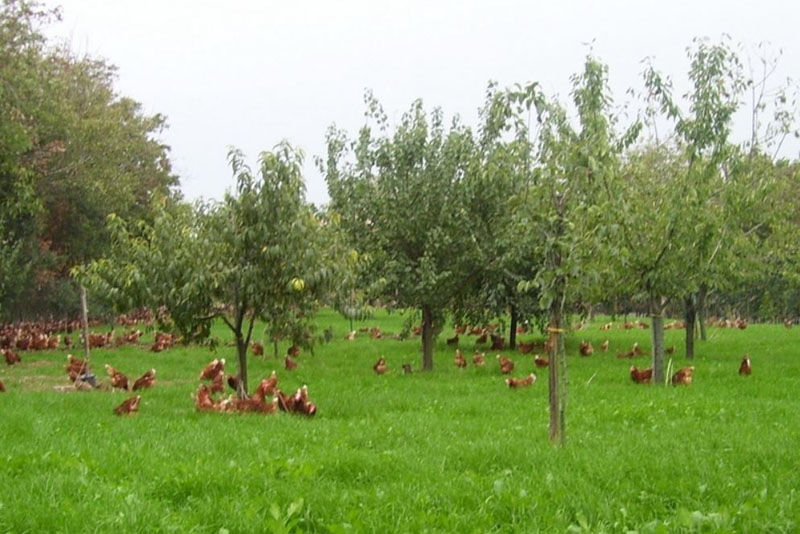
[1,310,798,533]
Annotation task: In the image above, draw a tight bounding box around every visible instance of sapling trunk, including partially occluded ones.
[651,308,665,384]
[421,306,434,371]
[509,306,518,350]
[698,284,708,341]
[685,295,696,360]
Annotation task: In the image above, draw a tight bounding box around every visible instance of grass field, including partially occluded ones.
[1,309,798,533]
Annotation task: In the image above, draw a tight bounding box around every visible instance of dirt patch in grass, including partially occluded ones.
[27,360,59,369]
[14,374,66,391]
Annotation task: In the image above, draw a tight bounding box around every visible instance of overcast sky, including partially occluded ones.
[44,0,800,206]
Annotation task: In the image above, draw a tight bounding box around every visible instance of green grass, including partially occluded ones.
[1,310,798,533]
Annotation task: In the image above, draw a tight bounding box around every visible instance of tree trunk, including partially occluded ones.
[509,306,518,350]
[273,339,279,359]
[548,304,566,446]
[684,295,696,360]
[421,306,434,371]
[651,298,665,384]
[697,284,708,341]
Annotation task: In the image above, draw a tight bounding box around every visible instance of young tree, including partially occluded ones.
[322,94,479,370]
[77,143,336,396]
[451,84,547,348]
[611,145,693,380]
[512,58,639,444]
[642,38,763,360]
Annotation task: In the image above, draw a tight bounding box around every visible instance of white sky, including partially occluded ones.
[44,0,800,206]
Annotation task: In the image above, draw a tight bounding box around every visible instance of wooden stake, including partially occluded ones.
[80,285,91,362]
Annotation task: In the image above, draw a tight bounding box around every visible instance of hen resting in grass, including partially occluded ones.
[517,341,535,354]
[671,366,695,385]
[472,351,486,367]
[3,349,21,366]
[505,373,536,388]
[497,354,514,375]
[534,355,549,368]
[373,357,387,375]
[490,335,505,350]
[209,373,225,394]
[630,366,653,384]
[132,369,156,391]
[114,395,140,415]
[579,341,594,356]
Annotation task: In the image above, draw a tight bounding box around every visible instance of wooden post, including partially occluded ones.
[80,286,91,361]
[548,323,566,446]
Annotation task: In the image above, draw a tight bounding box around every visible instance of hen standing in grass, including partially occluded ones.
[199,358,225,381]
[65,354,87,382]
[454,349,467,368]
[739,355,752,376]
[105,364,129,391]
[227,374,241,392]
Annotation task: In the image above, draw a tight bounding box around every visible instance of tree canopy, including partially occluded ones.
[0,0,178,319]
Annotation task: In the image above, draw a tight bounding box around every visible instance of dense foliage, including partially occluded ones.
[0,0,178,319]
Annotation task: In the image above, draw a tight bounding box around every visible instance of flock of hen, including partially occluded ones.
[0,316,783,406]
[194,359,316,416]
[0,332,315,417]
[366,319,766,389]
